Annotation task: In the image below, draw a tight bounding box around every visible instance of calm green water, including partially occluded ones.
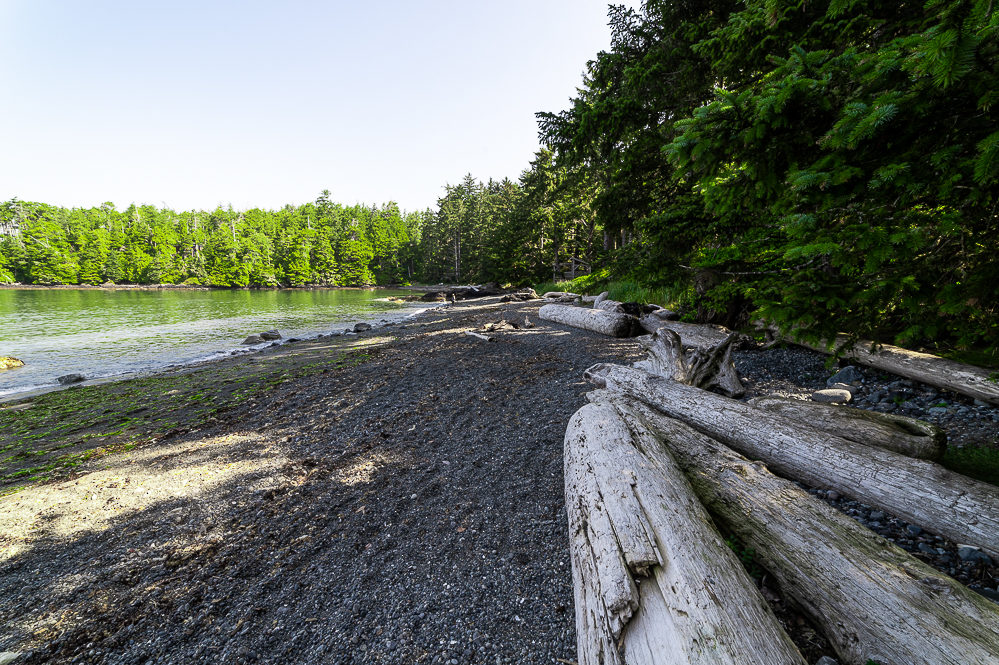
[0,288,429,398]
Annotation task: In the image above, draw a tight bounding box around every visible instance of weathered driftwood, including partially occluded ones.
[584,363,999,559]
[565,402,805,665]
[464,330,493,342]
[542,291,581,301]
[539,304,637,338]
[595,298,626,313]
[593,291,609,307]
[597,394,999,665]
[787,332,999,406]
[749,395,945,460]
[638,318,736,350]
[635,328,744,397]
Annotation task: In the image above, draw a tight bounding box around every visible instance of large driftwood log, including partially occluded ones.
[789,332,999,406]
[539,304,637,338]
[593,291,609,307]
[584,363,999,559]
[595,298,626,313]
[749,395,945,460]
[635,328,744,397]
[638,318,737,350]
[597,394,999,665]
[565,402,805,665]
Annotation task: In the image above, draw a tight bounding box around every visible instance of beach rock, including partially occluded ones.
[812,388,852,403]
[259,330,282,341]
[958,545,993,565]
[0,356,25,370]
[827,365,862,386]
[242,335,264,345]
[814,657,839,665]
[828,381,860,396]
[57,373,85,385]
[652,309,681,321]
[353,323,372,333]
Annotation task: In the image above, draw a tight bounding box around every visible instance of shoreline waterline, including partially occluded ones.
[0,288,445,403]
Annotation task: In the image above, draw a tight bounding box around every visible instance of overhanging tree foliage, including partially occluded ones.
[537,0,998,354]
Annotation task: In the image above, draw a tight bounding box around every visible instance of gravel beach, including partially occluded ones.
[1,296,996,664]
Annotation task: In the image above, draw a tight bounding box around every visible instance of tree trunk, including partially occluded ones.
[565,402,806,665]
[634,329,744,397]
[598,395,999,665]
[584,363,999,559]
[748,395,945,460]
[539,304,637,338]
[786,333,999,406]
[639,317,737,350]
[595,298,626,313]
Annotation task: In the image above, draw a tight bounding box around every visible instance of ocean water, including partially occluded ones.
[0,287,430,399]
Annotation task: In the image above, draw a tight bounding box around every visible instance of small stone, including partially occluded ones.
[927,407,948,416]
[242,335,264,345]
[918,543,936,554]
[812,388,852,404]
[826,490,841,501]
[826,366,862,386]
[958,545,993,565]
[829,382,859,396]
[56,373,85,385]
[906,525,922,536]
[814,657,839,665]
[974,398,990,407]
[353,323,372,333]
[869,510,886,521]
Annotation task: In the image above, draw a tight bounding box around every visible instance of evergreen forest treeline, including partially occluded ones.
[3,0,998,355]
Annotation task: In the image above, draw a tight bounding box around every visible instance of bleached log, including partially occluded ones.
[786,332,999,407]
[565,402,805,665]
[636,328,744,397]
[599,395,999,665]
[584,363,999,559]
[464,331,493,342]
[539,304,637,338]
[595,298,626,313]
[542,291,581,301]
[593,291,609,307]
[638,318,738,350]
[749,395,945,460]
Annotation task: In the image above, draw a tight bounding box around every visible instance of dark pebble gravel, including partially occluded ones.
[1,303,995,665]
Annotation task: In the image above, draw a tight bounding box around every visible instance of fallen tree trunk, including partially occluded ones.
[565,402,805,665]
[785,332,999,407]
[635,328,744,397]
[539,304,637,338]
[598,394,999,665]
[542,291,581,301]
[748,395,945,460]
[595,298,626,313]
[584,363,999,559]
[638,318,737,349]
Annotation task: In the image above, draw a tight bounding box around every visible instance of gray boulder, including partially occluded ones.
[242,335,264,345]
[353,322,372,333]
[827,365,862,386]
[259,330,282,341]
[57,373,85,385]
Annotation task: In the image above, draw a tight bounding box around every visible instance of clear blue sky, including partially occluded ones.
[0,1,639,213]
